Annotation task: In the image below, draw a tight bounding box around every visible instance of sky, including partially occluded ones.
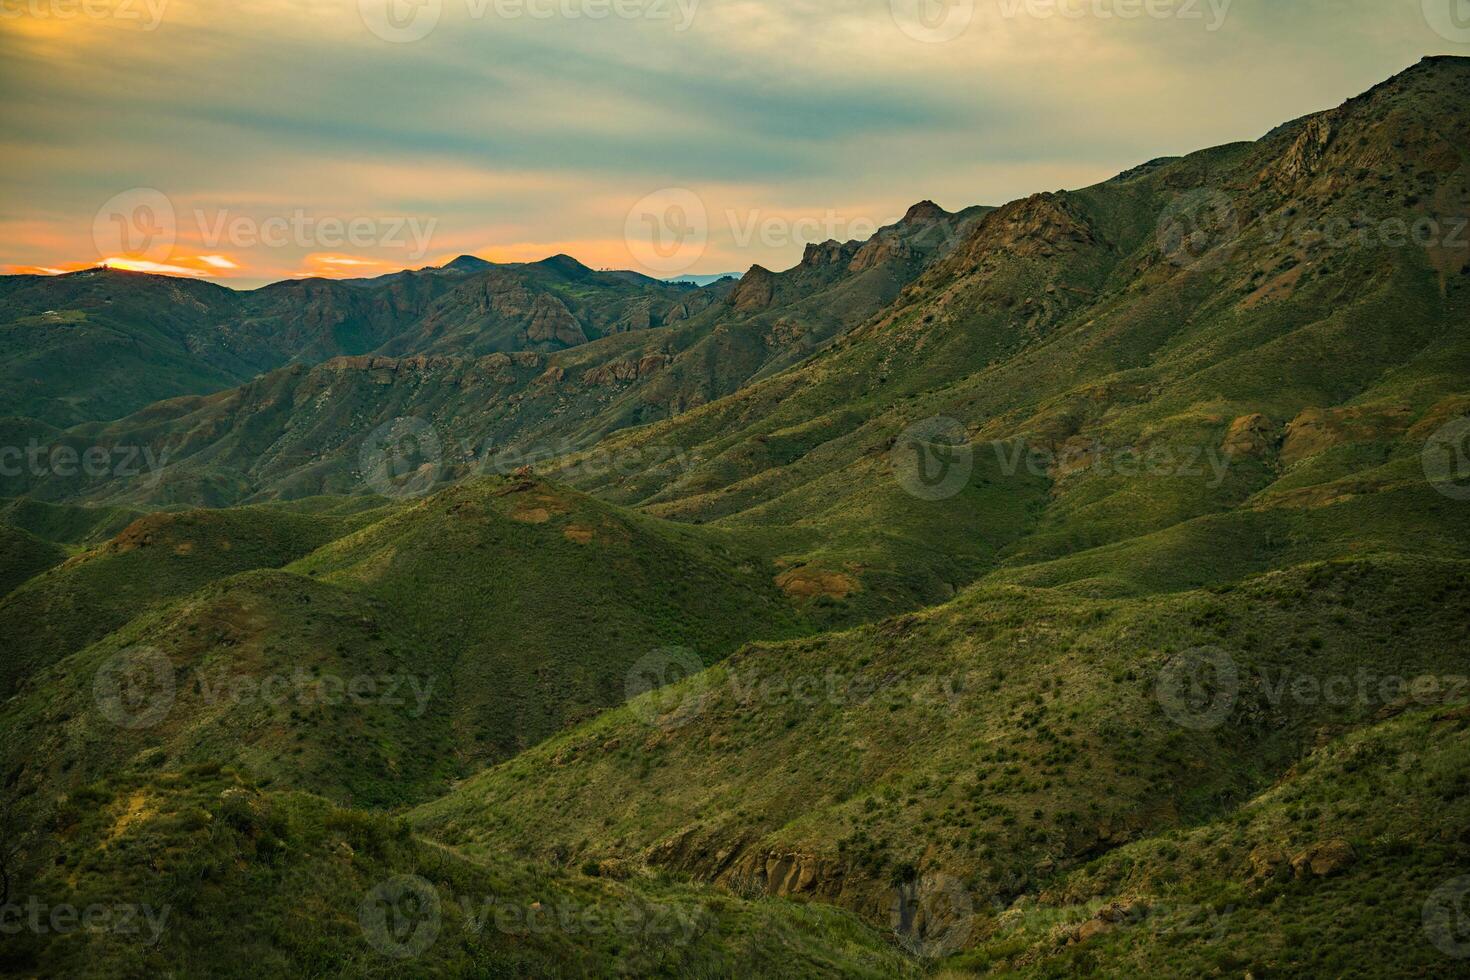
[1,0,1466,288]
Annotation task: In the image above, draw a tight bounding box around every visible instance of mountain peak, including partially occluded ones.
[535,253,593,277]
[900,200,948,225]
[442,254,492,273]
[728,264,776,311]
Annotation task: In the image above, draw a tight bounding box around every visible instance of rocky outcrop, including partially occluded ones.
[525,293,587,346]
[849,233,917,273]
[581,353,669,387]
[1290,839,1356,879]
[801,239,861,269]
[1269,114,1339,186]
[1222,413,1277,458]
[728,266,776,312]
[1247,843,1290,885]
[724,850,845,899]
[614,301,654,333]
[1280,404,1413,466]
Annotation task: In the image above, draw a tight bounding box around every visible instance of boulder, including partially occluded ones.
[1222,413,1276,458]
[1290,839,1355,879]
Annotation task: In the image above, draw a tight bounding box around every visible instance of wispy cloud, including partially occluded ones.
[0,0,1454,286]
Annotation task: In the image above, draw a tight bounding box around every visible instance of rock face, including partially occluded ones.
[728,266,776,312]
[801,240,861,269]
[1280,405,1413,466]
[726,850,842,898]
[525,293,588,346]
[1223,413,1277,458]
[1269,114,1339,187]
[1247,843,1290,885]
[581,354,669,387]
[1290,839,1356,879]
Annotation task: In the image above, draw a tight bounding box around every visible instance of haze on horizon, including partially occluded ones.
[1,0,1465,288]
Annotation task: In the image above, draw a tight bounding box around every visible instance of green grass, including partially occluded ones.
[0,767,913,978]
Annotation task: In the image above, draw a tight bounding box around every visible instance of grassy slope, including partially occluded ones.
[0,502,392,698]
[0,478,834,812]
[409,552,1470,952]
[0,766,912,979]
[287,477,821,761]
[953,703,1470,978]
[0,522,65,597]
[0,497,145,547]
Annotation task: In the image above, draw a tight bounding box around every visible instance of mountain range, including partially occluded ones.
[2,57,1469,978]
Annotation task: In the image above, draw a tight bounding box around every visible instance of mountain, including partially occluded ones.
[0,255,707,428]
[2,58,1469,977]
[0,203,989,507]
[665,273,741,287]
[0,476,846,811]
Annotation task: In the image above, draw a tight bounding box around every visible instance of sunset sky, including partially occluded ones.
[2,0,1464,287]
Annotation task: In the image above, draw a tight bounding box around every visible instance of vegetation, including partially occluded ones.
[1,57,1468,976]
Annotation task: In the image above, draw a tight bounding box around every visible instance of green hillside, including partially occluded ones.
[0,502,392,698]
[1,58,1468,977]
[0,766,912,979]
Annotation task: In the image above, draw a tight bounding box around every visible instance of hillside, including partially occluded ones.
[0,499,392,699]
[1,57,1468,977]
[408,553,1470,955]
[0,205,987,507]
[0,477,840,814]
[0,255,706,429]
[0,766,912,978]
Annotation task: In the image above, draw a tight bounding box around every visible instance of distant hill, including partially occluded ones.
[664,273,740,287]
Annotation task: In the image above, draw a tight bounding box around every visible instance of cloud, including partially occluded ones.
[0,0,1450,285]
